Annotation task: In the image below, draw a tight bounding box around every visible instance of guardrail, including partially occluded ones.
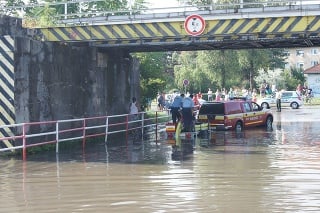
[0,111,171,160]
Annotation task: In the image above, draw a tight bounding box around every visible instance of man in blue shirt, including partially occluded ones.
[182,94,195,132]
[171,93,184,125]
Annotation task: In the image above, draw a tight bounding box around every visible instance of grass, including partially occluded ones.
[145,110,171,123]
[304,97,320,105]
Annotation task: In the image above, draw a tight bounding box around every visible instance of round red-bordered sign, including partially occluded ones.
[184,14,206,36]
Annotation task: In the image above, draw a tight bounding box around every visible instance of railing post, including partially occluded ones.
[126,114,129,144]
[105,116,109,143]
[141,112,144,140]
[82,118,86,152]
[155,111,158,144]
[22,123,27,161]
[56,121,59,153]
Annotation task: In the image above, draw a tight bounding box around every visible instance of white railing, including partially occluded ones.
[0,111,171,160]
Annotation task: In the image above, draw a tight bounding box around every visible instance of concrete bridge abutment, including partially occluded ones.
[0,16,140,146]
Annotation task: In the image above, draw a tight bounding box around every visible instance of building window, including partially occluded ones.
[284,62,290,69]
[296,62,304,69]
[311,61,319,66]
[311,49,319,55]
[296,50,304,57]
[283,51,290,56]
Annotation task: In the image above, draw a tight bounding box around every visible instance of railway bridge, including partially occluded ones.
[33,1,320,51]
[1,1,320,149]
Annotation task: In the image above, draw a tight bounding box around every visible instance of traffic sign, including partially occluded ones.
[183,79,189,86]
[184,14,206,36]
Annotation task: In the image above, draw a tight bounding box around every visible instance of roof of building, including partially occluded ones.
[304,64,320,74]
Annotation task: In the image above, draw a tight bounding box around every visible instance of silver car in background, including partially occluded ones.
[257,91,303,109]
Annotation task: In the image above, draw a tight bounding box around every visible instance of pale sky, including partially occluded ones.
[145,0,320,9]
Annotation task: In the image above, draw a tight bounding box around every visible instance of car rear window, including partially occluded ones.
[281,92,292,97]
[199,103,225,115]
[225,102,243,114]
[282,91,298,98]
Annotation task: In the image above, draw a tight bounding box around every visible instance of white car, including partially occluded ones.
[257,91,303,109]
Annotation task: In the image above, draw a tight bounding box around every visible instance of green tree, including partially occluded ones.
[25,5,57,27]
[3,0,26,16]
[238,49,287,91]
[203,50,240,90]
[282,67,305,90]
[22,0,148,27]
[174,50,242,93]
[172,48,287,94]
[49,0,80,17]
[133,52,168,107]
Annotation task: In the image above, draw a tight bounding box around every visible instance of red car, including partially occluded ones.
[197,99,273,131]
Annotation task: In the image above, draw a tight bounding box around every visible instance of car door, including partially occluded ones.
[243,102,263,127]
[280,92,291,107]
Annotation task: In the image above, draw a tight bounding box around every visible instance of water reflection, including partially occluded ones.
[1,107,320,212]
[197,129,274,148]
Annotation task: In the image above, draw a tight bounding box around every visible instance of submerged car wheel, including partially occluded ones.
[261,102,269,109]
[266,116,273,130]
[291,102,299,109]
[235,121,243,132]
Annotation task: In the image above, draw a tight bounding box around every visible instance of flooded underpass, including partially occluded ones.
[1,106,320,212]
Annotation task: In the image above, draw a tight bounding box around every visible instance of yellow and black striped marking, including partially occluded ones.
[0,35,15,149]
[38,15,320,43]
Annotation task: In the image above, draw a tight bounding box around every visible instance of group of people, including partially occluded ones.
[130,81,313,129]
[296,83,313,98]
[207,87,259,101]
[170,93,197,132]
[129,92,198,132]
[260,80,273,98]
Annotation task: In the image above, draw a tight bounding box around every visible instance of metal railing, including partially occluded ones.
[3,0,320,26]
[0,110,171,160]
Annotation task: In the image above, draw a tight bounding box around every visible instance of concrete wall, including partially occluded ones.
[1,15,140,125]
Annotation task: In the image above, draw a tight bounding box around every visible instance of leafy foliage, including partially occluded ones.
[17,0,147,27]
[282,67,306,91]
[24,5,57,27]
[170,49,287,94]
[133,52,168,107]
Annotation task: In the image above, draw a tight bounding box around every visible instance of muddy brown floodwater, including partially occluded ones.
[1,106,320,212]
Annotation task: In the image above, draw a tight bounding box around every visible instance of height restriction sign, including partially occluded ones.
[184,14,206,36]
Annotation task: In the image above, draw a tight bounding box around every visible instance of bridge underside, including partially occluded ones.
[88,36,320,52]
[36,15,320,52]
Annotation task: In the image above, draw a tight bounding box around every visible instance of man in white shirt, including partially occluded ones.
[207,88,213,101]
[275,90,282,112]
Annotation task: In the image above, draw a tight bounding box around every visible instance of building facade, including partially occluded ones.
[303,64,320,98]
[285,47,320,70]
[285,47,320,97]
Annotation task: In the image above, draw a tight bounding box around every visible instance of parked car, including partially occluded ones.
[257,91,303,109]
[197,99,273,131]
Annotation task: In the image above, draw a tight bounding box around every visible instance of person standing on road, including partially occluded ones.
[228,88,235,100]
[215,89,221,101]
[157,93,165,111]
[207,88,213,101]
[182,94,194,132]
[276,89,282,112]
[129,97,139,115]
[171,93,184,125]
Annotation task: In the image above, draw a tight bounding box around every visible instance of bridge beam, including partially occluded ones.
[36,15,320,51]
